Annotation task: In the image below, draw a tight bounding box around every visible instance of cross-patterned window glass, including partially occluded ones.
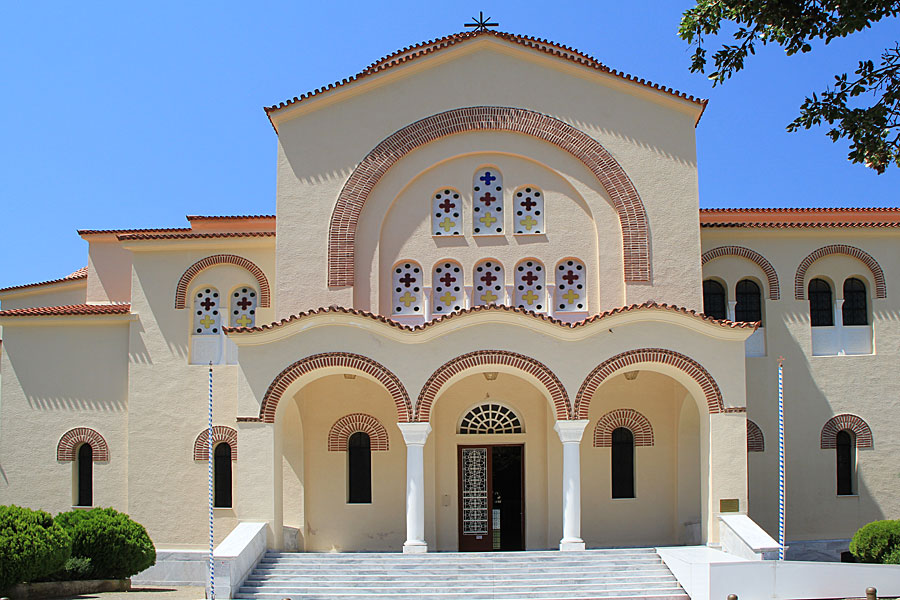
[473,260,505,306]
[735,279,762,325]
[459,404,523,434]
[809,278,834,327]
[432,261,464,316]
[555,259,586,312]
[702,280,727,320]
[513,186,544,234]
[842,278,868,326]
[432,188,463,236]
[392,262,424,316]
[473,167,503,235]
[514,259,546,312]
[193,288,222,335]
[230,287,257,328]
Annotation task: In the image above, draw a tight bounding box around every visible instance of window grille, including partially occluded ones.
[459,404,523,434]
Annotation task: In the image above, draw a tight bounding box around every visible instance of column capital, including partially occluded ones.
[554,419,589,444]
[397,422,432,446]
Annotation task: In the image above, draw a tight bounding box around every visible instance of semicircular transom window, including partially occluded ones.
[459,404,523,434]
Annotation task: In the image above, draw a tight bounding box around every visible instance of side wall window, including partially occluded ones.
[735,279,763,324]
[392,262,424,316]
[474,260,505,306]
[432,261,464,315]
[513,186,544,234]
[348,432,372,503]
[514,259,546,312]
[809,278,834,326]
[230,287,258,328]
[702,280,727,320]
[193,288,222,335]
[555,259,586,313]
[842,278,868,326]
[473,168,503,235]
[76,443,93,507]
[432,188,463,236]
[611,428,635,499]
[214,443,233,508]
[836,430,855,495]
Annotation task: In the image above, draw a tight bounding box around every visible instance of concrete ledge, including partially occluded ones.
[132,549,208,586]
[719,514,780,560]
[3,579,130,600]
[212,522,268,599]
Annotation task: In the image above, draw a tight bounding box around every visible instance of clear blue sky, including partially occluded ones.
[1,1,897,289]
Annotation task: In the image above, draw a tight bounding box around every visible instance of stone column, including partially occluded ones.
[398,422,432,553]
[555,420,589,551]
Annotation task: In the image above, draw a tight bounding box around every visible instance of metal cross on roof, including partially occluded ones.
[465,11,498,31]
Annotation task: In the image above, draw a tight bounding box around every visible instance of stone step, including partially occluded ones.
[246,573,676,584]
[262,549,659,561]
[258,556,664,567]
[233,591,688,600]
[241,575,678,588]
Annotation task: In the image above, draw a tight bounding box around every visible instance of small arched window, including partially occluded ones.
[514,259,546,312]
[809,278,834,327]
[702,280,727,320]
[76,444,93,507]
[432,188,463,236]
[432,261,464,315]
[348,432,372,504]
[836,430,855,495]
[230,286,257,328]
[473,168,503,235]
[513,186,544,234]
[555,259,586,313]
[735,279,763,324]
[611,428,635,499]
[474,260,505,306]
[214,443,232,508]
[193,288,221,335]
[842,278,868,326]
[459,404,523,434]
[392,261,424,316]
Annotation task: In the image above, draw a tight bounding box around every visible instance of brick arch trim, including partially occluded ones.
[328,413,390,451]
[416,350,570,422]
[193,426,238,461]
[57,427,109,462]
[794,245,886,300]
[820,414,873,449]
[328,106,650,287]
[175,254,271,309]
[575,348,725,418]
[593,409,654,447]
[747,419,764,452]
[260,352,411,423]
[702,246,780,300]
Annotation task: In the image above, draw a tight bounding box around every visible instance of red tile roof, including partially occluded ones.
[0,304,131,317]
[700,207,900,228]
[79,227,192,236]
[0,267,88,294]
[116,231,275,241]
[185,215,276,221]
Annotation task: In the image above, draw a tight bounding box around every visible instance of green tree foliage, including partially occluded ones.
[849,519,900,563]
[55,508,156,580]
[0,505,71,589]
[680,1,900,173]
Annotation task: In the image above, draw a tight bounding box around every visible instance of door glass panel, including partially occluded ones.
[461,448,488,535]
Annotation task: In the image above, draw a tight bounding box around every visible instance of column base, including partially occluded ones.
[559,539,586,551]
[403,541,428,553]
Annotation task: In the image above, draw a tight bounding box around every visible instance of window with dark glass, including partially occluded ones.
[611,427,635,499]
[836,430,854,495]
[735,279,763,324]
[77,444,92,507]
[842,278,868,326]
[348,432,372,504]
[808,279,834,327]
[214,443,232,508]
[702,280,727,320]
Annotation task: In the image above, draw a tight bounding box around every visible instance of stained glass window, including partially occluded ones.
[514,259,546,312]
[459,404,523,434]
[513,186,544,234]
[432,188,463,236]
[193,288,221,335]
[230,287,257,328]
[555,259,586,312]
[473,168,503,235]
[432,261,464,316]
[474,260,505,306]
[392,261,423,316]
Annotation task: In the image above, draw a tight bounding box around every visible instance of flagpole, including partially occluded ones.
[777,356,785,561]
[208,362,216,600]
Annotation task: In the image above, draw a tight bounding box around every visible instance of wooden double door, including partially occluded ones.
[458,444,525,551]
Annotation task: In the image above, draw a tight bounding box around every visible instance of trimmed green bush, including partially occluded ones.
[885,547,900,565]
[40,557,94,582]
[849,519,900,564]
[55,508,155,579]
[0,505,71,589]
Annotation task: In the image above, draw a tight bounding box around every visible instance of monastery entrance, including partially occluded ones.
[458,444,525,552]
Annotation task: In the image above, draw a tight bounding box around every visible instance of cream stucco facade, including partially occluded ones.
[1,31,897,561]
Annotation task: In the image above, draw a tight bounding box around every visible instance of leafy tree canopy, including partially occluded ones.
[680,1,900,173]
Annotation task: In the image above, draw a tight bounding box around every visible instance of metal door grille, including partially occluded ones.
[461,447,488,534]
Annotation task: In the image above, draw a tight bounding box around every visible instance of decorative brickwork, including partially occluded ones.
[593,409,653,447]
[260,353,411,423]
[747,419,764,452]
[820,414,873,449]
[416,350,570,422]
[794,245,886,300]
[701,246,780,300]
[575,348,725,418]
[327,106,650,287]
[328,414,390,451]
[175,254,271,309]
[57,428,109,462]
[193,426,237,461]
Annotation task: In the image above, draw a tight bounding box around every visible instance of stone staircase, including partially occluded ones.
[234,547,689,600]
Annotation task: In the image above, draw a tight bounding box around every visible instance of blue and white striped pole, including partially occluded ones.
[208,362,215,600]
[777,356,785,561]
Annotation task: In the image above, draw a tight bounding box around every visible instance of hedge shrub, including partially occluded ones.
[0,505,71,589]
[849,519,900,564]
[55,508,155,579]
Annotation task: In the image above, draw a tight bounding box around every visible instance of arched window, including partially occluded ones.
[431,261,464,315]
[348,432,372,503]
[391,261,423,316]
[809,278,834,326]
[735,279,763,324]
[514,259,546,312]
[842,278,868,326]
[459,404,523,434]
[193,287,221,335]
[431,188,462,236]
[76,443,92,507]
[474,260,505,306]
[611,427,635,499]
[473,167,503,235]
[555,259,586,313]
[513,186,544,234]
[836,430,855,495]
[230,286,257,328]
[702,280,727,320]
[214,442,232,508]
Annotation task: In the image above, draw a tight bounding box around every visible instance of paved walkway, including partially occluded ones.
[54,586,204,600]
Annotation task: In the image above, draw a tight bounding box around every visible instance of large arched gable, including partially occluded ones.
[175,254,271,309]
[702,246,780,300]
[794,245,886,300]
[328,106,650,287]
